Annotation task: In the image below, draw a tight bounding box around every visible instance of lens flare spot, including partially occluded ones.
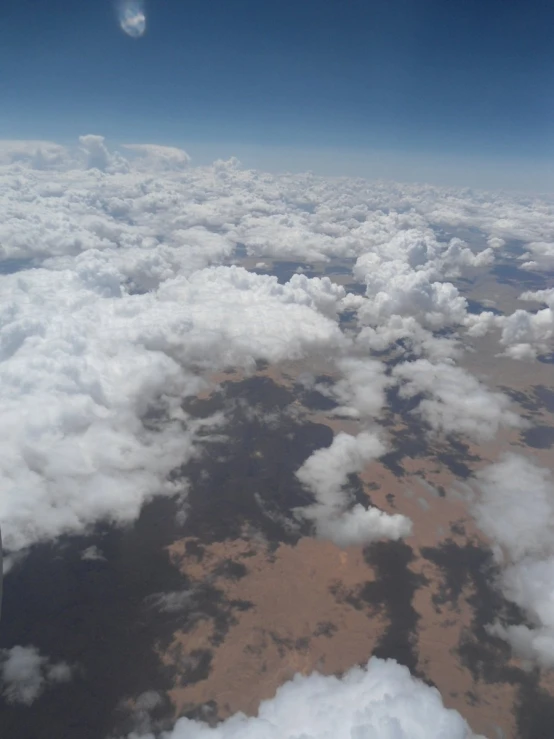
[117,0,146,38]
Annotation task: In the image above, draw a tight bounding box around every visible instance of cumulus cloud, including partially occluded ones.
[0,140,72,169]
[0,646,73,705]
[122,144,191,171]
[79,134,129,173]
[472,455,554,667]
[352,229,490,333]
[466,288,553,360]
[489,558,554,668]
[473,453,554,561]
[327,358,391,418]
[0,132,548,560]
[0,140,357,554]
[393,359,522,441]
[0,264,346,552]
[129,657,481,739]
[295,432,412,547]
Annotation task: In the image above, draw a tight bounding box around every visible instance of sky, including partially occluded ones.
[1,0,554,187]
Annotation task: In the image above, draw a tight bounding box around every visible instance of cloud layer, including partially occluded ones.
[0,134,539,556]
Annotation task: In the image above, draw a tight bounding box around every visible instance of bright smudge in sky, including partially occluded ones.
[117,0,146,38]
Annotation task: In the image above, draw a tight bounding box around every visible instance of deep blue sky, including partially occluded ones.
[1,0,554,184]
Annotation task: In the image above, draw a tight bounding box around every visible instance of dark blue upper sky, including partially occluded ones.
[1,0,554,181]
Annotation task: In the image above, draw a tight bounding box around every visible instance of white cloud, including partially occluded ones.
[521,242,554,272]
[393,359,522,441]
[0,646,73,705]
[491,558,554,668]
[473,453,554,561]
[316,504,412,549]
[117,0,146,38]
[0,140,72,169]
[326,358,391,419]
[79,135,128,173]
[352,229,492,334]
[465,288,553,360]
[295,432,412,547]
[0,264,345,552]
[130,657,482,739]
[0,133,548,561]
[472,455,554,667]
[122,144,191,171]
[81,545,106,561]
[0,145,354,553]
[357,316,461,361]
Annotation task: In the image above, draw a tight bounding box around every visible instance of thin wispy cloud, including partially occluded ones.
[117,0,146,38]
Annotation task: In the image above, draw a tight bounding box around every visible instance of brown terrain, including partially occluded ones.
[138,251,554,739]
[154,337,554,739]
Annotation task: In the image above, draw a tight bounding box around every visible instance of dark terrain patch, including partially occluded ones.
[521,425,554,449]
[314,621,338,638]
[296,386,337,412]
[180,376,334,546]
[420,540,554,735]
[0,497,190,739]
[361,541,427,674]
[380,383,482,480]
[331,541,426,674]
[533,386,554,413]
[1,375,339,739]
[492,263,550,290]
[500,386,542,415]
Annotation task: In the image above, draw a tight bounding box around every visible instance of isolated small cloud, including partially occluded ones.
[296,431,386,511]
[81,545,106,562]
[296,432,412,547]
[0,646,73,706]
[117,0,146,38]
[317,503,412,549]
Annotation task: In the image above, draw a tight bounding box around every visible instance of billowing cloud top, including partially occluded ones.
[135,657,482,739]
